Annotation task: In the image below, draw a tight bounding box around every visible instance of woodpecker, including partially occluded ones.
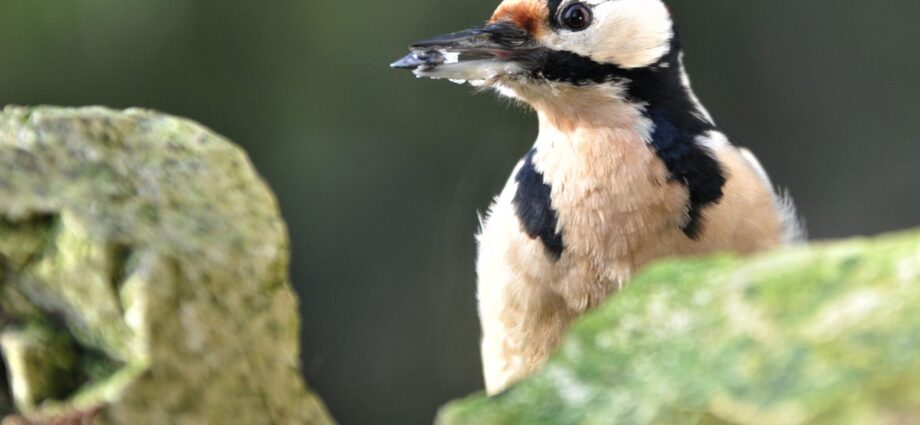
[394,0,802,395]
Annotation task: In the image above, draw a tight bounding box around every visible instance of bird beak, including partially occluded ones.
[391,22,540,83]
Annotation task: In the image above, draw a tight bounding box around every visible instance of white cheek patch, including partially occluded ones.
[547,0,673,69]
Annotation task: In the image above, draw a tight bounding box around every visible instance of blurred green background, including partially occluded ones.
[1,1,918,424]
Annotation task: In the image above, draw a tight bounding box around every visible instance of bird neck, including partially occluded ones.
[529,43,728,239]
[531,40,712,130]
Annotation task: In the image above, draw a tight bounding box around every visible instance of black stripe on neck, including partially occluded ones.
[535,36,727,238]
[547,0,564,29]
[513,149,564,259]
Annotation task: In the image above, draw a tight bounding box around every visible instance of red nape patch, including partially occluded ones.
[489,1,548,35]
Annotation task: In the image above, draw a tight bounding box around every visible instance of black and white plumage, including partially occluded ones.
[394,0,802,394]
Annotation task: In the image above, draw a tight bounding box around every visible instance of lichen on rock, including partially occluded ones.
[437,230,920,425]
[0,106,335,424]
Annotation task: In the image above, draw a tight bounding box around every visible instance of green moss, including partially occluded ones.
[0,325,80,411]
[0,106,335,424]
[437,230,920,425]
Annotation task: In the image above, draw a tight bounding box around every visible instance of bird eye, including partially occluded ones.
[558,2,592,32]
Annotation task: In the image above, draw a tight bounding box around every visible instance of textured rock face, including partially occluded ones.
[0,106,335,424]
[438,230,920,425]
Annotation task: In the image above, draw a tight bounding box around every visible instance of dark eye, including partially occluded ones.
[559,2,592,32]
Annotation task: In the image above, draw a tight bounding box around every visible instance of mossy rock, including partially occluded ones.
[0,106,335,424]
[437,230,920,425]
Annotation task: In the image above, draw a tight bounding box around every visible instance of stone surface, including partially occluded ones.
[437,230,920,425]
[1,326,79,410]
[0,106,335,424]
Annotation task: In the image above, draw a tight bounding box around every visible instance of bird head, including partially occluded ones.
[392,0,677,103]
